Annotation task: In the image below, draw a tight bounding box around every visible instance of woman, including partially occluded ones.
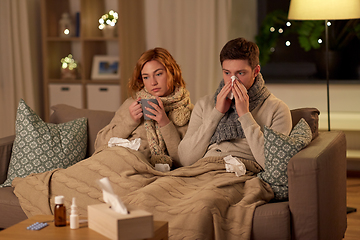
[94,48,193,168]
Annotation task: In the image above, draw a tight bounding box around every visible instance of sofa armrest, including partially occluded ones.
[0,135,15,184]
[288,131,347,240]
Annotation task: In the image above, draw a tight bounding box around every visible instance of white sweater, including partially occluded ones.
[178,94,292,169]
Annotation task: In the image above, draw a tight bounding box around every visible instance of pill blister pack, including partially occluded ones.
[27,222,48,230]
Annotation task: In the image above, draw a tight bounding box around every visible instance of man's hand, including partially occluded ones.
[232,80,249,117]
[215,81,233,114]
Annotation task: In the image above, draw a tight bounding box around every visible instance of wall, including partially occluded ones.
[267,82,360,171]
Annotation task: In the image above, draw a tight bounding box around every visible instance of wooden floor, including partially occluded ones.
[343,177,360,240]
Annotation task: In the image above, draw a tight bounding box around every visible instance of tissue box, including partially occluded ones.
[88,203,154,240]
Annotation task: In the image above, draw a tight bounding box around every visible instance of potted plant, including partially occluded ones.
[98,10,119,37]
[256,10,360,79]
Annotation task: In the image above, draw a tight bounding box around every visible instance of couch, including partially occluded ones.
[0,104,347,240]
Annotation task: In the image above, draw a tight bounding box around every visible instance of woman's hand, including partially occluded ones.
[129,97,143,124]
[215,81,233,114]
[145,96,170,127]
[232,80,249,117]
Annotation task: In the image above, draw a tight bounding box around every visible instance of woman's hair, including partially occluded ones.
[220,37,260,70]
[128,47,185,97]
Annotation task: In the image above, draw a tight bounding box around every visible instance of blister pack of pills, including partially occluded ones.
[27,222,48,231]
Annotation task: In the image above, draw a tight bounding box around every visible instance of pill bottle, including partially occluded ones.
[54,195,67,227]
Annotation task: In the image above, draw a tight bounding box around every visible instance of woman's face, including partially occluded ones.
[141,60,172,97]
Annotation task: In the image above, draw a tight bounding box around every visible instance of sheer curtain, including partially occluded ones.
[0,0,42,138]
[144,0,258,104]
[144,0,231,104]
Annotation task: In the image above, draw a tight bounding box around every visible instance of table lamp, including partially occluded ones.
[288,0,360,131]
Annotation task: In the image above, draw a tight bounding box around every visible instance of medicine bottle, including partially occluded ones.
[70,197,79,229]
[54,195,67,227]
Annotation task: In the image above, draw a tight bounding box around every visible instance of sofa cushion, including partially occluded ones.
[49,104,115,157]
[0,135,15,184]
[290,107,319,140]
[0,99,87,187]
[258,118,312,200]
[252,202,291,240]
[0,187,27,228]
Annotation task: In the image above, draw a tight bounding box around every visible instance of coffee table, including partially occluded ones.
[0,215,168,240]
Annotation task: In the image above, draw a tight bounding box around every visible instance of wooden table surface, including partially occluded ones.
[0,215,168,240]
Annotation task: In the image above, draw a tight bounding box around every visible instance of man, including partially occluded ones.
[178,37,292,169]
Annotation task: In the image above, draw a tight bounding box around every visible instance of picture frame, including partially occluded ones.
[91,55,120,80]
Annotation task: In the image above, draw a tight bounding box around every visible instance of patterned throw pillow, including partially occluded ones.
[0,99,87,188]
[258,118,312,200]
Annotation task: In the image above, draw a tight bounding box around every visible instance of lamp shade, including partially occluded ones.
[288,0,360,20]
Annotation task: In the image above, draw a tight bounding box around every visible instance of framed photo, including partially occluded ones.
[91,55,120,80]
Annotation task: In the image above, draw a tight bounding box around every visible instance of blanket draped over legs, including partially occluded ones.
[13,147,274,240]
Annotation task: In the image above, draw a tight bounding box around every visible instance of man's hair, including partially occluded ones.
[128,47,185,97]
[220,37,260,69]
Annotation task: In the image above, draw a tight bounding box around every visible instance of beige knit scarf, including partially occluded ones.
[136,87,193,167]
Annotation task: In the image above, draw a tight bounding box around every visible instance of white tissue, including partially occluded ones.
[97,177,128,215]
[154,164,170,172]
[108,137,141,151]
[227,75,247,100]
[231,75,237,85]
[223,155,246,177]
[227,76,237,100]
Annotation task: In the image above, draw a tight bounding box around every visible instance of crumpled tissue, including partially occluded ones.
[108,137,141,151]
[97,177,128,215]
[154,163,170,172]
[224,155,246,177]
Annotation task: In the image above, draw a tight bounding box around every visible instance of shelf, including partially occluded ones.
[46,37,81,41]
[41,0,146,121]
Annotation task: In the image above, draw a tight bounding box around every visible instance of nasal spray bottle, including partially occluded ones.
[70,197,79,229]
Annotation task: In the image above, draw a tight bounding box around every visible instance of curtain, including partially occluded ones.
[0,0,42,138]
[144,0,232,104]
[144,0,258,104]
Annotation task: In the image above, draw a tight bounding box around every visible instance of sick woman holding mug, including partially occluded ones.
[94,48,193,168]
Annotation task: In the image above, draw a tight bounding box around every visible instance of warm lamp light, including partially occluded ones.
[288,0,360,20]
[288,0,360,131]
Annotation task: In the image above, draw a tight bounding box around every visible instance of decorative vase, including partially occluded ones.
[61,68,77,79]
[102,25,116,38]
[59,12,73,38]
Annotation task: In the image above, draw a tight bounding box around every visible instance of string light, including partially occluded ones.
[285,41,291,46]
[278,28,284,33]
[286,21,291,27]
[270,27,275,32]
[318,39,323,44]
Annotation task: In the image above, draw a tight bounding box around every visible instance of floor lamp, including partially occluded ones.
[288,0,360,213]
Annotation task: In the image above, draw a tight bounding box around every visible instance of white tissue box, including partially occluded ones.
[88,203,154,240]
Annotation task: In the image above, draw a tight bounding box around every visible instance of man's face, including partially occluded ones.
[222,59,260,90]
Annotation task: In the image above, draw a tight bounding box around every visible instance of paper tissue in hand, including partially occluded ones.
[88,177,153,240]
[224,155,246,177]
